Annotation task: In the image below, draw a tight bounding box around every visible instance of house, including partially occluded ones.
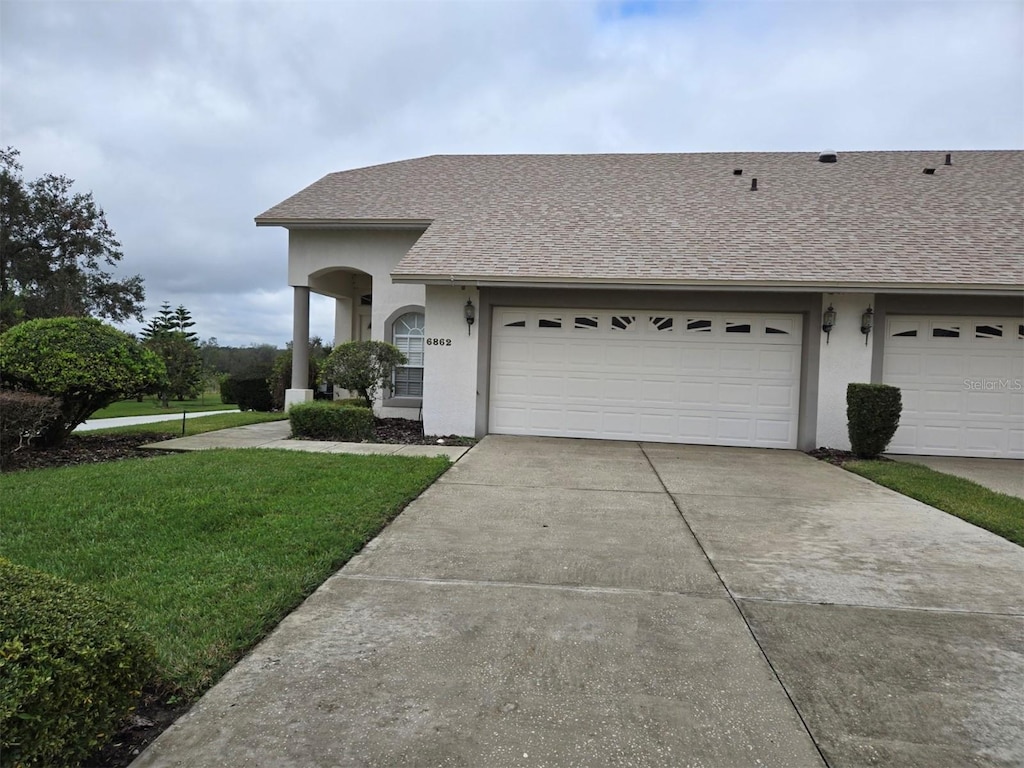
[255,150,1024,459]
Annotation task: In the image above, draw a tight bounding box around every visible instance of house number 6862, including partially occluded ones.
[426,338,452,346]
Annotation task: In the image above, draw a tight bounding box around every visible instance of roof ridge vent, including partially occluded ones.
[818,150,838,163]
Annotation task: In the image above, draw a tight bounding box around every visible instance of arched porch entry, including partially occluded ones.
[285,266,372,408]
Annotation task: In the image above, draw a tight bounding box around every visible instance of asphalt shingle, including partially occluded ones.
[255,151,1024,288]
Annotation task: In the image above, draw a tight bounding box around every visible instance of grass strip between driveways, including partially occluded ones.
[847,460,1024,547]
[91,395,236,419]
[0,449,449,696]
[87,410,287,437]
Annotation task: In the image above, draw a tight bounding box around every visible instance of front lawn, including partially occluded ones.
[0,450,449,695]
[90,394,235,419]
[847,460,1024,547]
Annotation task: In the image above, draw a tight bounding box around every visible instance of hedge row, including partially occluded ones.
[289,401,375,441]
[0,559,154,768]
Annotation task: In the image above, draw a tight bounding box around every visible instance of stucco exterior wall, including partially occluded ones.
[288,229,426,345]
[422,285,480,436]
[815,292,876,450]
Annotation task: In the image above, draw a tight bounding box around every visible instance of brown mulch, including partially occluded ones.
[807,447,893,467]
[4,416,473,766]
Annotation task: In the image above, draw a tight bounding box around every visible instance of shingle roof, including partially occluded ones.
[256,151,1024,290]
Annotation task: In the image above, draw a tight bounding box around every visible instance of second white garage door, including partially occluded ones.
[490,308,802,448]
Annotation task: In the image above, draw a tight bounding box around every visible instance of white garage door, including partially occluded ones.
[490,308,802,448]
[883,316,1024,458]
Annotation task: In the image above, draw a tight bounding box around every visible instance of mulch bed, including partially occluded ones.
[807,447,892,467]
[3,416,470,766]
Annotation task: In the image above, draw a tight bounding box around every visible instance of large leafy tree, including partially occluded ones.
[0,147,145,330]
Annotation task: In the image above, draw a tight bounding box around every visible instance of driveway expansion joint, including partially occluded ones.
[638,441,833,768]
[337,573,727,601]
[735,594,1024,618]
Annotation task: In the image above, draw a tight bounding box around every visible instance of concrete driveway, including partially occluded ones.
[132,437,1024,768]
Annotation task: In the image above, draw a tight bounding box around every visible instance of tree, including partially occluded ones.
[0,147,145,330]
[320,340,406,408]
[0,317,165,446]
[139,301,175,341]
[140,303,202,403]
[145,332,202,405]
[270,337,333,410]
[172,304,198,342]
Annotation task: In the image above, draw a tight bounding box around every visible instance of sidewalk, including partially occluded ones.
[141,420,471,460]
[75,409,240,432]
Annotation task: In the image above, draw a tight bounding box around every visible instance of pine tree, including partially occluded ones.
[172,304,198,342]
[139,301,174,341]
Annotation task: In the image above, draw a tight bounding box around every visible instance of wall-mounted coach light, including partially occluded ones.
[464,299,476,336]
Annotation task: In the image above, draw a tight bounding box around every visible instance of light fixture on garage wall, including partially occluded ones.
[464,299,476,336]
[861,306,874,345]
[822,304,836,344]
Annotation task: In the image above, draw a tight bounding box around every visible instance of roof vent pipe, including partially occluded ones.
[944,153,952,166]
[818,150,838,163]
[750,178,758,191]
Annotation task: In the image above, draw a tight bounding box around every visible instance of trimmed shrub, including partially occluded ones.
[847,383,902,458]
[219,374,238,404]
[0,559,155,768]
[0,317,165,446]
[224,376,274,412]
[290,402,374,441]
[334,397,367,408]
[0,391,60,464]
[321,341,407,408]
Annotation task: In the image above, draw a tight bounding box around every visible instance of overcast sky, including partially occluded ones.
[2,0,1021,347]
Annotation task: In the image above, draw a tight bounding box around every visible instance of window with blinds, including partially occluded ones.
[392,312,424,397]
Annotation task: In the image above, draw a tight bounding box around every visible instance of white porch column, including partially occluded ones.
[285,285,314,410]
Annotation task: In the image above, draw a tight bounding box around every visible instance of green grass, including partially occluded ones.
[90,395,235,419]
[0,450,449,695]
[87,411,287,437]
[847,460,1024,547]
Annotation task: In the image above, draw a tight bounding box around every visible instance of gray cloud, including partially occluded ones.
[2,0,1020,346]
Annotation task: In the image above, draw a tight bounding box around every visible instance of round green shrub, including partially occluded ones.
[289,401,375,441]
[847,383,903,458]
[0,559,155,768]
[0,317,165,446]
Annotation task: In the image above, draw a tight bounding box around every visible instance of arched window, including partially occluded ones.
[392,312,424,397]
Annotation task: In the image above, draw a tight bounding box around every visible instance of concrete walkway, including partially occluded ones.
[141,420,471,460]
[75,409,240,432]
[132,437,1024,768]
[890,454,1024,499]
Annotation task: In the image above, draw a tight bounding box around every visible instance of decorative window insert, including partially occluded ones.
[975,324,1003,339]
[686,318,712,333]
[931,324,960,338]
[725,321,752,334]
[649,316,674,332]
[611,315,636,331]
[1019,324,1024,340]
[574,316,599,330]
[392,312,424,397]
[765,325,790,335]
[503,319,526,328]
[538,315,563,329]
[890,320,919,337]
